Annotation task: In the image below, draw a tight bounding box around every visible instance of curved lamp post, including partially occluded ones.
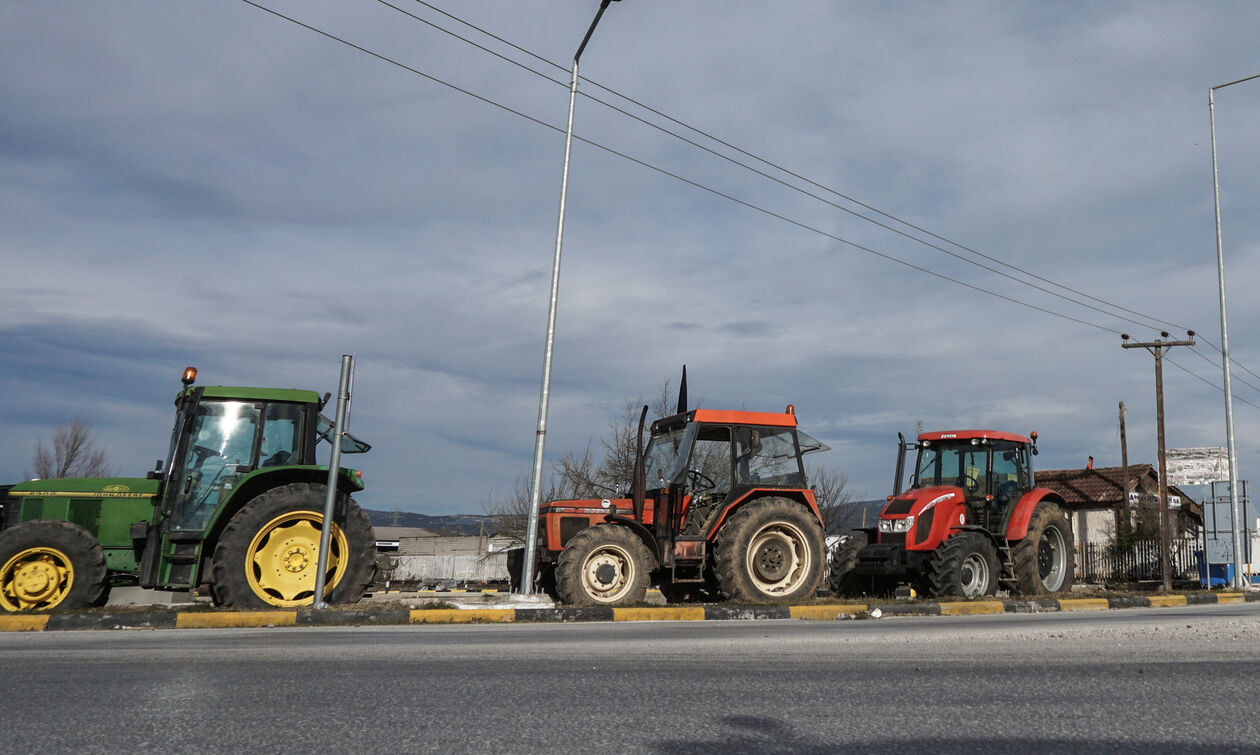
[522,1,621,594]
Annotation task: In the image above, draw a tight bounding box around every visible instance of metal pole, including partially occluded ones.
[1209,73,1259,589]
[522,1,618,594]
[314,354,353,608]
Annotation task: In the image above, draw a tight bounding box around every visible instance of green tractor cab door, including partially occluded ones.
[142,396,309,588]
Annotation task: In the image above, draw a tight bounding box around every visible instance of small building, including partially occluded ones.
[373,526,436,552]
[1037,464,1202,548]
[383,535,517,586]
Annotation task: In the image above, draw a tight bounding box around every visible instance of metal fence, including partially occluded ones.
[1077,538,1200,582]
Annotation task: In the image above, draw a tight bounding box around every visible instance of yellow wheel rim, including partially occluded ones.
[245,511,348,607]
[1,547,74,611]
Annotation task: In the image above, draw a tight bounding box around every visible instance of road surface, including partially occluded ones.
[3,602,1257,752]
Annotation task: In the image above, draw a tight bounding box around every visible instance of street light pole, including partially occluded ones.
[1209,72,1259,590]
[521,1,620,595]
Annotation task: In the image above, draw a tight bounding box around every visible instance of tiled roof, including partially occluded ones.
[1037,464,1200,518]
[1036,465,1152,507]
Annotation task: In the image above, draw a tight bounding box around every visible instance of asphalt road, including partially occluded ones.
[3,602,1257,753]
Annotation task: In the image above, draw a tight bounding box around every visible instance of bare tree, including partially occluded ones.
[30,418,115,479]
[808,463,860,533]
[486,379,682,541]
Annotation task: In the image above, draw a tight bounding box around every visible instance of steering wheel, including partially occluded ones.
[190,445,222,465]
[687,469,716,491]
[962,472,980,495]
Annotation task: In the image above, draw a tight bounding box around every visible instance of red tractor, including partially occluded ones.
[518,394,831,606]
[829,430,1074,599]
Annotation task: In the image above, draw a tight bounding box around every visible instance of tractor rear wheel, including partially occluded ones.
[714,498,825,602]
[210,483,375,608]
[827,531,868,596]
[555,524,652,606]
[0,521,107,612]
[1012,502,1074,595]
[927,531,999,598]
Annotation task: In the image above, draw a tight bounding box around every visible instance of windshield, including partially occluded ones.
[914,441,987,492]
[644,424,694,489]
[316,414,371,454]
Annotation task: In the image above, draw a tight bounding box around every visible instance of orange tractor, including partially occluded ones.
[518,392,831,606]
[829,429,1074,599]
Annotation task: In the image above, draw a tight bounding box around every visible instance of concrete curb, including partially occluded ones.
[1,592,1256,632]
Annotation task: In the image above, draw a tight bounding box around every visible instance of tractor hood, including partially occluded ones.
[10,477,160,499]
[876,485,966,544]
[540,497,636,517]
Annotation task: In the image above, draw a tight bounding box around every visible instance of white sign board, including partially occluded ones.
[1166,447,1229,486]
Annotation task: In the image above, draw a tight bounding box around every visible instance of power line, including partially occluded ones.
[243,0,1128,336]
[400,0,1260,386]
[404,0,1205,339]
[244,1,1260,411]
[1167,356,1260,412]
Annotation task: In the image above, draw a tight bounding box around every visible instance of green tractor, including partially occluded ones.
[0,367,377,612]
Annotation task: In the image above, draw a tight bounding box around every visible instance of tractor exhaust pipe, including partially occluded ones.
[894,432,908,497]
[631,405,648,522]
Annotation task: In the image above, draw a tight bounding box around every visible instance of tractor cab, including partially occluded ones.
[900,430,1036,533]
[641,409,829,537]
[157,375,369,535]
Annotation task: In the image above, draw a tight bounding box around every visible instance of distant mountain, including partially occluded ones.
[364,508,494,536]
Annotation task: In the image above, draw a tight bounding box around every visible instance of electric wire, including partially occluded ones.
[405,0,1208,340]
[241,0,1126,336]
[1167,357,1260,411]
[1190,345,1260,397]
[402,0,1260,388]
[243,1,1260,407]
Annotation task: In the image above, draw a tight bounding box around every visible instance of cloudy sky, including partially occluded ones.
[3,1,1258,515]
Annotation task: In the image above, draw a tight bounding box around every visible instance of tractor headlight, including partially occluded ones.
[879,516,914,533]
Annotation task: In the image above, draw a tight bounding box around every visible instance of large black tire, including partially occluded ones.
[827,531,868,596]
[926,531,999,599]
[0,520,107,612]
[505,546,524,592]
[1011,502,1074,595]
[714,498,825,602]
[210,483,375,608]
[555,524,652,606]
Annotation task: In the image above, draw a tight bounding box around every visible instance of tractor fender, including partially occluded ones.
[704,490,821,540]
[1005,488,1068,540]
[202,466,354,550]
[603,513,662,569]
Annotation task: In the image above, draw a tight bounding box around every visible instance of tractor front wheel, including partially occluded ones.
[0,521,107,612]
[715,498,825,602]
[827,531,869,596]
[210,483,375,608]
[927,531,999,599]
[1012,502,1074,595]
[555,524,652,607]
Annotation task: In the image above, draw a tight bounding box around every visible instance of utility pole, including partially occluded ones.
[1122,332,1194,592]
[1118,401,1130,536]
